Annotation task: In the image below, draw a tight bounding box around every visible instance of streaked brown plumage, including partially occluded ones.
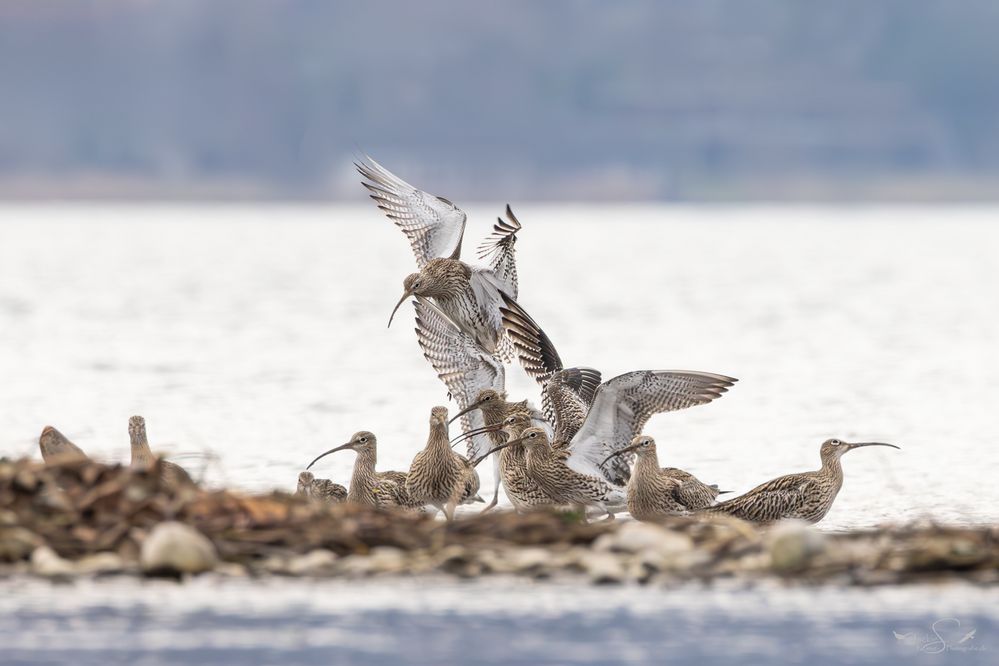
[661,467,727,510]
[38,426,88,463]
[357,157,522,360]
[406,406,482,520]
[603,435,724,521]
[543,367,602,444]
[296,471,348,504]
[499,293,737,487]
[306,431,419,509]
[128,416,196,488]
[413,298,505,464]
[706,439,900,524]
[517,427,626,516]
[495,413,558,510]
[448,388,549,510]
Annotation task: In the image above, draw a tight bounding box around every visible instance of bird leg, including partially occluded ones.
[479,455,502,514]
[443,498,458,522]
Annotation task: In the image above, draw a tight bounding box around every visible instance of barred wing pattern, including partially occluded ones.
[708,475,819,523]
[543,367,603,443]
[356,156,467,267]
[567,370,737,483]
[413,297,505,460]
[499,292,564,386]
[475,204,522,299]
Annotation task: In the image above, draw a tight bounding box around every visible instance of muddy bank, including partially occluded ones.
[1,457,996,585]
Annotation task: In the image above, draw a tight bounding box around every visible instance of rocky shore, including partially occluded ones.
[2,457,996,586]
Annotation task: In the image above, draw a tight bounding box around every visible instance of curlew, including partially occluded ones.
[296,471,348,504]
[447,387,550,510]
[500,294,737,486]
[405,406,485,520]
[128,416,196,489]
[602,435,727,522]
[413,298,509,506]
[38,426,88,463]
[705,439,900,524]
[306,431,418,509]
[357,156,523,359]
[511,426,626,517]
[452,411,558,511]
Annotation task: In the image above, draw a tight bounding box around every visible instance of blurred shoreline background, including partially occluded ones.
[3,1,999,203]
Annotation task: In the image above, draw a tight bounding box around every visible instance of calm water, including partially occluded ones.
[2,205,997,664]
[2,204,996,528]
[1,577,996,665]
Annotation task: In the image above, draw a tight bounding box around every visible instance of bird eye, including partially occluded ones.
[530,432,537,438]
[359,437,367,443]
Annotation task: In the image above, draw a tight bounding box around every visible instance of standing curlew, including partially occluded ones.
[413,298,507,505]
[500,293,737,486]
[510,427,626,517]
[356,156,523,359]
[705,439,900,524]
[128,416,196,489]
[452,411,558,511]
[406,406,484,520]
[602,435,727,521]
[296,471,348,504]
[306,431,418,509]
[446,387,550,510]
[38,426,88,463]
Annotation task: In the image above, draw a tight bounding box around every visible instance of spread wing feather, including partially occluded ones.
[356,156,466,267]
[499,293,564,386]
[413,297,504,460]
[543,367,604,443]
[567,370,737,483]
[476,204,522,299]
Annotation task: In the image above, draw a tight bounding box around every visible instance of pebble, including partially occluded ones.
[505,547,553,577]
[767,520,826,574]
[30,546,76,578]
[579,551,626,584]
[594,522,693,556]
[0,527,43,562]
[140,521,218,575]
[76,552,126,576]
[286,549,339,576]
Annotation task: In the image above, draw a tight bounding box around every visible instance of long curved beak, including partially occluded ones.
[469,435,527,467]
[449,423,503,449]
[847,442,900,451]
[448,400,484,425]
[600,442,641,467]
[306,442,354,470]
[387,290,413,328]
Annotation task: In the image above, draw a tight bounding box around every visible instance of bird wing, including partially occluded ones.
[543,367,604,443]
[356,156,467,267]
[475,204,522,299]
[663,468,720,509]
[413,297,505,460]
[566,370,737,482]
[710,475,817,523]
[499,292,564,386]
[468,269,517,362]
